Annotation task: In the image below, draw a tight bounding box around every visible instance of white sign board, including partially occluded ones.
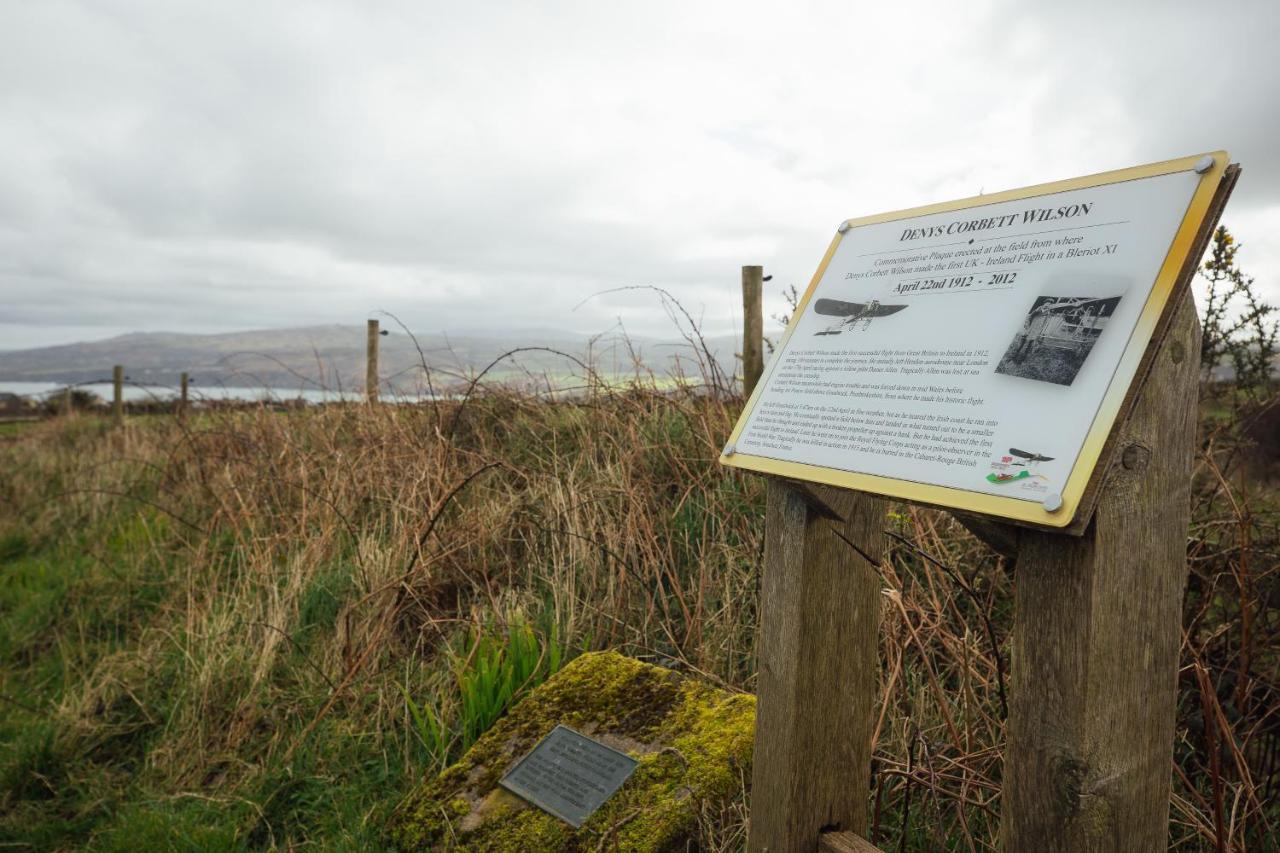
[722,153,1228,528]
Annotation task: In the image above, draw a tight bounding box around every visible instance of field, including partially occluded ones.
[0,379,1276,850]
[993,338,1091,386]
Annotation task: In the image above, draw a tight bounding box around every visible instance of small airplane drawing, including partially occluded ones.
[1008,448,1054,468]
[987,448,1056,484]
[812,298,908,335]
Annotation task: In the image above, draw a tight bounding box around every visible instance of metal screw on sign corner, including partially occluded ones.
[1194,155,1214,174]
[837,221,851,234]
[1042,493,1064,513]
[723,443,736,457]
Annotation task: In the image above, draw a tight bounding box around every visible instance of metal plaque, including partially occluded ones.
[498,725,638,828]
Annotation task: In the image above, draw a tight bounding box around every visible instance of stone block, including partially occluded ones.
[388,651,754,851]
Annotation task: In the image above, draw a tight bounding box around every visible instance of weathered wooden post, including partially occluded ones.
[366,319,380,404]
[750,480,884,851]
[112,365,124,425]
[998,164,1238,850]
[1002,289,1199,850]
[743,265,765,398]
[179,372,189,419]
[720,153,1235,853]
[63,386,72,417]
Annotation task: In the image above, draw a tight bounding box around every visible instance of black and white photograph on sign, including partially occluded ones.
[812,297,908,336]
[994,294,1123,386]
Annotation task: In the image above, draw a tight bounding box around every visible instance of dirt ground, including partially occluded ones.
[995,339,1088,385]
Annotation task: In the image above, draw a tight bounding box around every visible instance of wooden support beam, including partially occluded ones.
[749,479,884,852]
[1001,288,1200,851]
[743,265,765,399]
[179,372,189,419]
[818,830,882,853]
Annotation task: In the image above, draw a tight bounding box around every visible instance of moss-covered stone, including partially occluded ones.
[388,651,755,851]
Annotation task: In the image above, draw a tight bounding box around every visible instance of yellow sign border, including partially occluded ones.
[720,151,1229,528]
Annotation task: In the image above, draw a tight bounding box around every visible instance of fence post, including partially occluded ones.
[742,265,764,398]
[366,319,380,404]
[112,365,124,425]
[63,386,72,417]
[1001,288,1200,850]
[179,372,189,419]
[749,479,884,852]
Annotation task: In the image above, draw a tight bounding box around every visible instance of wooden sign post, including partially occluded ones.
[752,481,884,851]
[725,154,1238,851]
[743,265,765,398]
[1003,289,1200,849]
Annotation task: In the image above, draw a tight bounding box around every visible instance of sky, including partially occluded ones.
[1,0,1278,350]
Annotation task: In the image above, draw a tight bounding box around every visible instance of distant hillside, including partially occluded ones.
[0,325,744,391]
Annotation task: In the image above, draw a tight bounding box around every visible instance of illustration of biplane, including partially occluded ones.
[812,298,908,335]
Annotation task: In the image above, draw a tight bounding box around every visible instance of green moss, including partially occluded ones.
[387,651,755,851]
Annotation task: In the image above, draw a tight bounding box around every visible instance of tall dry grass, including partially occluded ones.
[0,365,1276,849]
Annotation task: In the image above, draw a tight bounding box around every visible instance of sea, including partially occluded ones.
[0,381,434,404]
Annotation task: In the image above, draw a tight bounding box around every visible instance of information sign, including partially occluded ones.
[498,725,638,828]
[721,152,1229,527]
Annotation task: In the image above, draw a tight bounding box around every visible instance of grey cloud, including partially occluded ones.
[1,0,1277,351]
[1004,0,1280,208]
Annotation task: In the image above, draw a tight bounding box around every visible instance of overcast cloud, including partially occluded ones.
[1,0,1278,349]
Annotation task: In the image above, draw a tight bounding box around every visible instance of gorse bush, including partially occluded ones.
[1199,225,1278,401]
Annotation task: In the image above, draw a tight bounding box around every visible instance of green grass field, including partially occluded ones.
[0,385,1275,849]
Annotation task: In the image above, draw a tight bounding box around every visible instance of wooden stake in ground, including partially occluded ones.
[63,386,72,417]
[742,265,764,399]
[750,479,884,852]
[1001,288,1201,850]
[366,319,380,404]
[112,365,124,425]
[179,372,189,419]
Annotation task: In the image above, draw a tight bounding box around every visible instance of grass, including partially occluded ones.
[994,337,1093,385]
[0,372,1276,849]
[0,420,36,437]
